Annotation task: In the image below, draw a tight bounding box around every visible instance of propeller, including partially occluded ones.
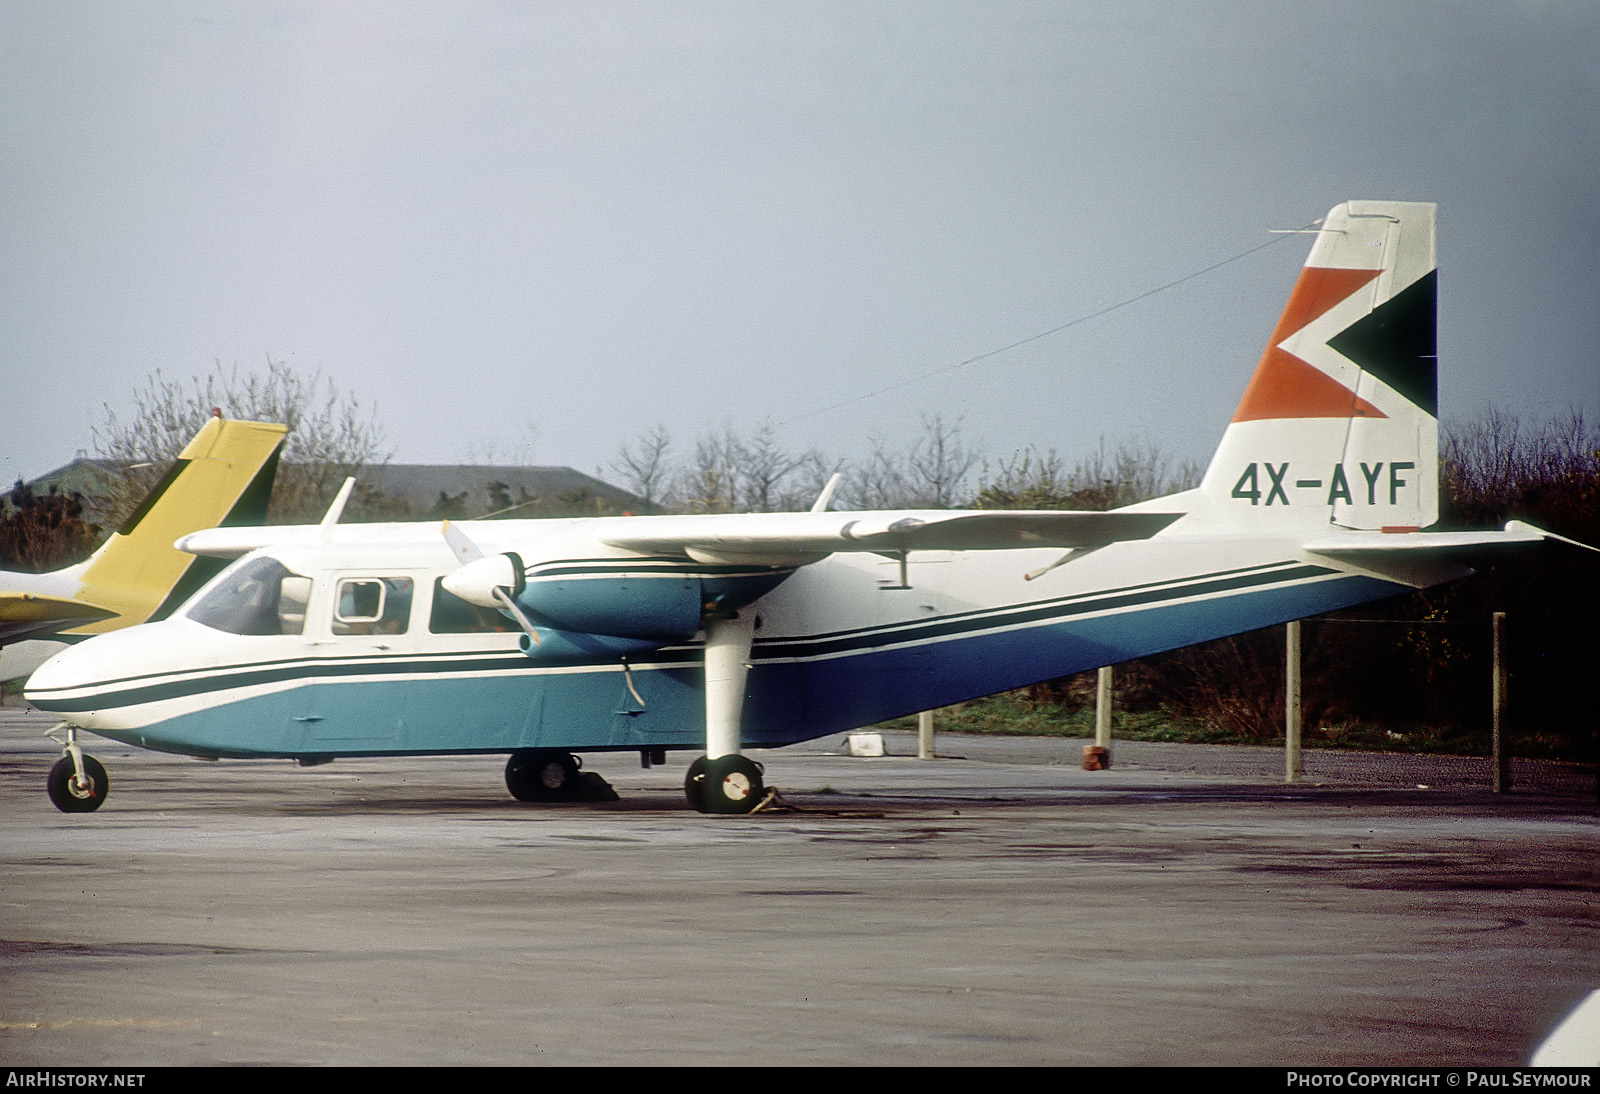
[440,522,540,645]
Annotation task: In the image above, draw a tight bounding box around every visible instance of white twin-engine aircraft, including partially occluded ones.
[28,201,1547,814]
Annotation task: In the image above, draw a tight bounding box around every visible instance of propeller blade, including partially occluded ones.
[441,520,484,564]
[491,587,541,646]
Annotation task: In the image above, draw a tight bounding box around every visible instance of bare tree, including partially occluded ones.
[905,412,977,508]
[837,436,912,510]
[608,416,1205,517]
[975,448,1072,510]
[466,421,541,468]
[1443,408,1597,531]
[680,424,742,513]
[739,421,799,513]
[612,422,840,514]
[1106,438,1201,504]
[95,359,391,524]
[776,447,843,512]
[610,425,675,509]
[978,437,1200,511]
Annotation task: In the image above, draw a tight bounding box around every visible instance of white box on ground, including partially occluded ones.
[846,733,885,757]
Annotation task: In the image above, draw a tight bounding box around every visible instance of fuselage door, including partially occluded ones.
[298,572,422,748]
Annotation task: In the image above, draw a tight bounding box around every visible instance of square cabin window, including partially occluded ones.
[333,577,413,636]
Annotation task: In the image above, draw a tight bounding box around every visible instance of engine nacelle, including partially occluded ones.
[441,552,797,645]
[519,570,703,642]
[516,628,669,662]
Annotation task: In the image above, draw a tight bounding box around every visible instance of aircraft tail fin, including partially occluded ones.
[1196,201,1439,531]
[70,418,287,631]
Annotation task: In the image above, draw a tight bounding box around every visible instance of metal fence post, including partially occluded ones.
[1286,620,1302,784]
[1096,665,1113,749]
[1492,611,1509,793]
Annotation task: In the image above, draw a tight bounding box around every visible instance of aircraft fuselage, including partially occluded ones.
[25,519,1403,761]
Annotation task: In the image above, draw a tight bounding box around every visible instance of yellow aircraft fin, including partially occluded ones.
[70,417,288,633]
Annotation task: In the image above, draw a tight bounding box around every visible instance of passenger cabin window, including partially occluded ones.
[333,577,413,635]
[188,556,311,636]
[429,579,515,634]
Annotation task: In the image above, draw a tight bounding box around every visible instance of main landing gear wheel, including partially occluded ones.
[687,754,765,815]
[47,754,108,813]
[505,750,581,802]
[683,756,709,812]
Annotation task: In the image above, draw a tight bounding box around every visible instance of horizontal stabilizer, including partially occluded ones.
[1302,525,1548,555]
[0,593,117,644]
[1301,523,1552,588]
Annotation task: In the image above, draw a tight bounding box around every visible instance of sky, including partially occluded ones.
[3,1,1596,494]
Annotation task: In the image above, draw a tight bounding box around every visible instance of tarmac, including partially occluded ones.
[0,701,1594,1066]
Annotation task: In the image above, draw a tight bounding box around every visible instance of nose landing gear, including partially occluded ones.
[44,725,107,813]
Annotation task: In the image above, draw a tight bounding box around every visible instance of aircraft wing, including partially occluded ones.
[601,509,1183,566]
[0,593,118,645]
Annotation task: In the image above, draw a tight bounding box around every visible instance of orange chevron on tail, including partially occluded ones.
[1231,266,1384,422]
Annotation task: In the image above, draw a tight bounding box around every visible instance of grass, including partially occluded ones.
[872,692,1578,759]
[874,694,1231,743]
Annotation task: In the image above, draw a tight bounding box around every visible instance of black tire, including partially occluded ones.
[683,755,710,812]
[505,750,580,802]
[699,754,765,815]
[47,755,108,813]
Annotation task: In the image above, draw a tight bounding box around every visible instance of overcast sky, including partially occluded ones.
[3,1,1596,494]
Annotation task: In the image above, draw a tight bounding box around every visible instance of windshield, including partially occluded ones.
[187,556,311,636]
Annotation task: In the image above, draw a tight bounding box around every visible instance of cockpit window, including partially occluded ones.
[332,577,413,636]
[187,556,312,636]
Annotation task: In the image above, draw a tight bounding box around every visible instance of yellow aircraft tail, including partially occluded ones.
[68,417,288,633]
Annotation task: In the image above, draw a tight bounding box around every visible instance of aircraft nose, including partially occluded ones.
[24,629,136,716]
[25,641,95,709]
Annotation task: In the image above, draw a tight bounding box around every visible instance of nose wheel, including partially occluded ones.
[47,754,108,813]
